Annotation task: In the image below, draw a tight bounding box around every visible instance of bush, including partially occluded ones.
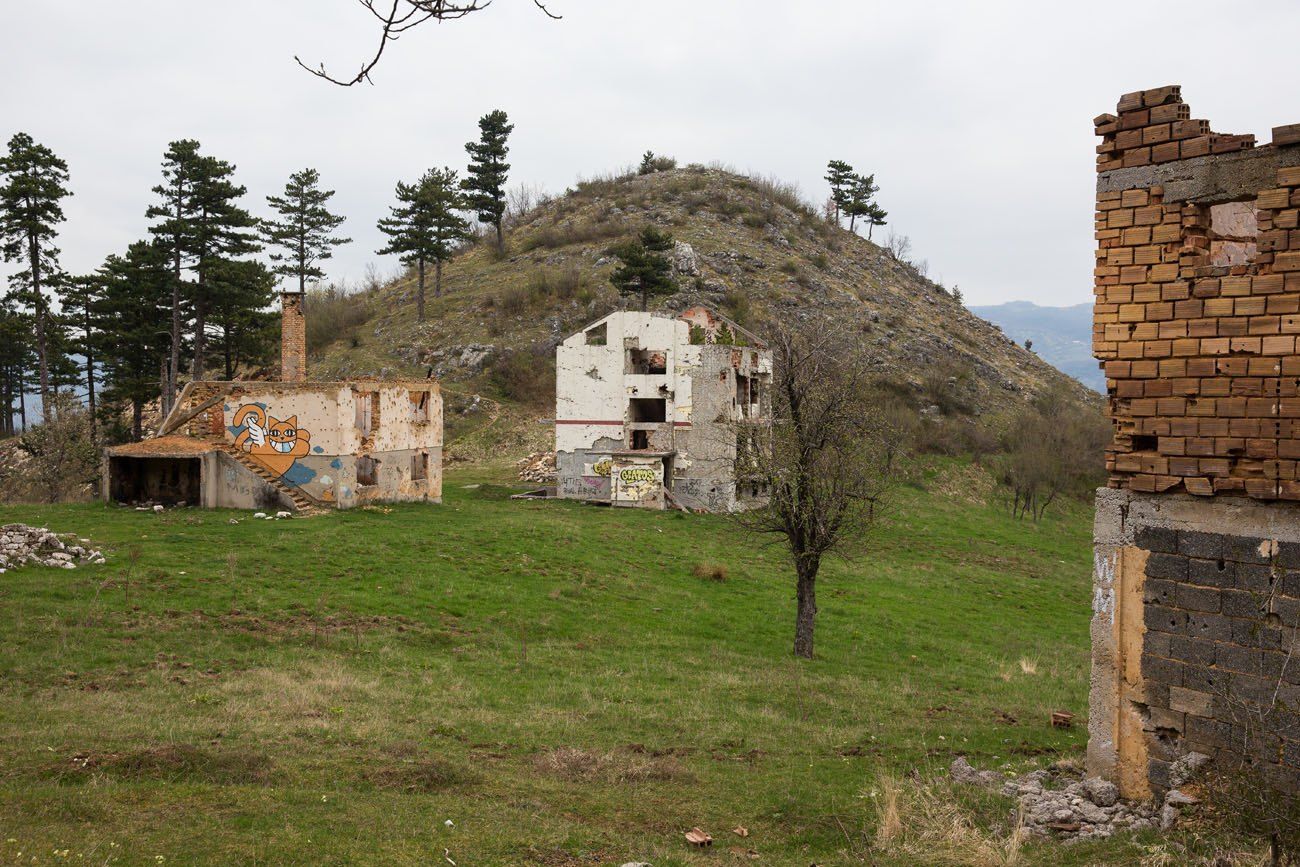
[993,387,1108,521]
[722,287,751,326]
[1,395,98,503]
[497,284,531,316]
[303,284,371,353]
[519,219,628,253]
[637,151,677,175]
[527,267,584,303]
[488,346,556,407]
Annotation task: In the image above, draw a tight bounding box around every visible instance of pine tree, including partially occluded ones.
[188,153,259,380]
[607,226,677,311]
[207,258,277,380]
[61,274,103,439]
[377,168,470,322]
[0,297,34,436]
[824,159,854,224]
[146,139,203,415]
[0,133,72,414]
[864,202,888,241]
[843,173,880,234]
[463,109,513,253]
[262,168,351,293]
[93,241,171,440]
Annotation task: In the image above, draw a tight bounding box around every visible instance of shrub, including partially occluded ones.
[527,267,584,303]
[488,346,556,407]
[741,211,768,229]
[1,395,98,503]
[519,219,628,253]
[809,251,830,270]
[497,284,531,315]
[303,283,371,353]
[637,151,677,175]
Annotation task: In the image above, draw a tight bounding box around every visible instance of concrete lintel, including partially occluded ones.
[1096,146,1300,200]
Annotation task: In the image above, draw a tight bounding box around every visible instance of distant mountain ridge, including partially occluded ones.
[970,301,1101,392]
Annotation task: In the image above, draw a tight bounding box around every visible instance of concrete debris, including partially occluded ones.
[516,451,557,484]
[1168,752,1210,788]
[0,524,105,572]
[951,758,1169,842]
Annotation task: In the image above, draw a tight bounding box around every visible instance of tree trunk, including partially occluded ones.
[85,353,96,441]
[416,259,426,321]
[26,230,51,413]
[495,219,504,255]
[132,399,143,441]
[868,223,875,241]
[160,354,171,423]
[435,259,443,298]
[167,250,181,416]
[641,283,648,312]
[793,558,819,659]
[191,299,207,381]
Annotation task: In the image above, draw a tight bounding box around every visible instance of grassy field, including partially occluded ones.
[0,463,1212,865]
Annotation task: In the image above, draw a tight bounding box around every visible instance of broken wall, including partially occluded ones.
[1089,86,1300,798]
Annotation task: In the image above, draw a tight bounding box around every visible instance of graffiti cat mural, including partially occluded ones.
[232,405,312,478]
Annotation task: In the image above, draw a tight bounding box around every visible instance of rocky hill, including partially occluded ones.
[311,165,1091,459]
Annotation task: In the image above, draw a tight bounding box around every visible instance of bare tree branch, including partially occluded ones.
[298,0,561,86]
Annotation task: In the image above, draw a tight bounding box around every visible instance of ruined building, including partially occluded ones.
[103,288,443,511]
[554,306,771,511]
[1088,86,1300,798]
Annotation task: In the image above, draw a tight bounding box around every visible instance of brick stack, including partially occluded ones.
[1094,85,1255,171]
[1136,526,1300,787]
[1095,87,1300,500]
[281,290,307,383]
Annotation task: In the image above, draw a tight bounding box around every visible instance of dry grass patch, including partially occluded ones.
[52,743,274,786]
[365,757,473,793]
[691,562,729,582]
[870,772,1028,866]
[532,746,690,784]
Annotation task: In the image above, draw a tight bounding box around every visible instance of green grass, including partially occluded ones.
[0,465,1198,865]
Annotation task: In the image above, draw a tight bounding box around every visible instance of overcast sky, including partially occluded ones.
[4,0,1299,308]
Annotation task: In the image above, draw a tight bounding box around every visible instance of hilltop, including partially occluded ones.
[310,165,1091,458]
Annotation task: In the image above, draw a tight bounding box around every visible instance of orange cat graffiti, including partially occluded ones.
[232,405,312,477]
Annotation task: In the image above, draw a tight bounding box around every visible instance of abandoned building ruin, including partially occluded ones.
[554,306,772,511]
[102,288,443,511]
[1088,86,1300,799]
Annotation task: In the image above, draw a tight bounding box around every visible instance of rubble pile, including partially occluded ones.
[516,451,556,484]
[0,524,105,572]
[952,753,1208,842]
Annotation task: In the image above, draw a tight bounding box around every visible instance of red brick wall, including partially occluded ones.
[1095,86,1300,499]
[281,291,307,383]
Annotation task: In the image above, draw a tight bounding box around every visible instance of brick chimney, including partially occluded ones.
[280,290,306,382]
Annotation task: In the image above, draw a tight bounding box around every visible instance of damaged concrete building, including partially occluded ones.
[555,306,771,511]
[1088,86,1300,798]
[103,289,443,512]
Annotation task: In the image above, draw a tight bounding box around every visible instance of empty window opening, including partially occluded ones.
[630,430,650,450]
[585,323,608,346]
[409,390,430,423]
[1207,201,1258,268]
[627,348,668,375]
[1131,434,1159,452]
[411,451,428,481]
[357,455,379,487]
[354,390,380,435]
[629,398,666,422]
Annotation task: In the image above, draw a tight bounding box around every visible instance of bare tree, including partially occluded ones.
[735,318,911,658]
[995,387,1106,521]
[298,0,561,86]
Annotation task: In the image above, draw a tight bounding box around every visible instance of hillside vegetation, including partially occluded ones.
[309,165,1091,458]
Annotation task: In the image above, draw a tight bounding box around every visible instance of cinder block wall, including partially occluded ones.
[1088,87,1300,798]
